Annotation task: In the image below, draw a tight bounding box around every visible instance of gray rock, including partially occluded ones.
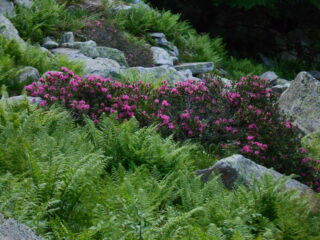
[114,65,185,83]
[174,62,214,75]
[221,78,232,87]
[73,40,97,49]
[61,32,74,44]
[85,57,121,77]
[278,72,320,134]
[150,32,166,39]
[1,95,42,105]
[79,45,100,58]
[14,0,32,7]
[260,71,279,86]
[0,14,24,44]
[0,0,15,17]
[96,47,128,67]
[271,83,290,94]
[151,47,174,66]
[51,48,121,77]
[196,154,320,212]
[0,213,44,239]
[16,67,40,83]
[42,37,59,49]
[51,48,88,60]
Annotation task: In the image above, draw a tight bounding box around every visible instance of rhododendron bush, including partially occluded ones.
[26,68,320,191]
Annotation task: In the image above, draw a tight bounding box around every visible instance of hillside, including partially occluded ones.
[0,0,320,239]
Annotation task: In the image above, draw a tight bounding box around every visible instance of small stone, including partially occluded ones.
[16,66,40,83]
[61,32,74,44]
[42,37,59,49]
[260,71,279,86]
[151,47,174,66]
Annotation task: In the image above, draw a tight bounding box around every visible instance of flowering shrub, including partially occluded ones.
[26,68,320,191]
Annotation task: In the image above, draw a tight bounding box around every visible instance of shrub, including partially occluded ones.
[0,101,319,239]
[80,18,154,67]
[0,37,84,95]
[10,0,90,43]
[222,57,267,81]
[26,68,320,191]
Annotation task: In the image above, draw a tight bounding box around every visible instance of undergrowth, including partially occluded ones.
[0,101,319,239]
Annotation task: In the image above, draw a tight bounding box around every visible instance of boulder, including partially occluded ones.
[42,37,59,49]
[79,45,100,58]
[278,72,320,134]
[0,213,44,240]
[85,57,121,77]
[271,78,291,94]
[260,71,279,86]
[0,15,24,44]
[61,32,74,45]
[16,67,40,83]
[196,154,320,211]
[51,48,121,77]
[174,62,214,75]
[150,32,170,47]
[96,47,128,67]
[151,47,174,66]
[0,0,15,17]
[308,70,320,80]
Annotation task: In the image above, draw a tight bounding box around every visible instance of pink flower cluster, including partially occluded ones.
[25,69,320,192]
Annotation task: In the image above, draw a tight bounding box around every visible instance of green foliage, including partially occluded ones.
[222,57,267,81]
[111,5,226,63]
[0,36,84,95]
[0,101,319,239]
[302,131,320,161]
[10,0,90,43]
[181,34,226,64]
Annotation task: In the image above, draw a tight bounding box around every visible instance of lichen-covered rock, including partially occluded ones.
[114,65,185,83]
[196,154,320,211]
[1,95,42,104]
[0,14,24,44]
[85,57,121,77]
[79,45,100,58]
[278,72,320,134]
[0,0,15,17]
[51,48,121,77]
[16,67,40,83]
[151,47,174,66]
[72,40,97,49]
[42,37,59,49]
[96,47,128,67]
[174,62,214,75]
[0,213,44,240]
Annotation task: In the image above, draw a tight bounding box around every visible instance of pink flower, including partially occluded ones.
[39,100,47,107]
[248,123,258,129]
[154,99,159,103]
[161,100,170,107]
[285,122,291,128]
[299,148,308,153]
[242,145,252,153]
[225,126,232,131]
[101,88,108,93]
[247,136,255,140]
[256,109,262,115]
